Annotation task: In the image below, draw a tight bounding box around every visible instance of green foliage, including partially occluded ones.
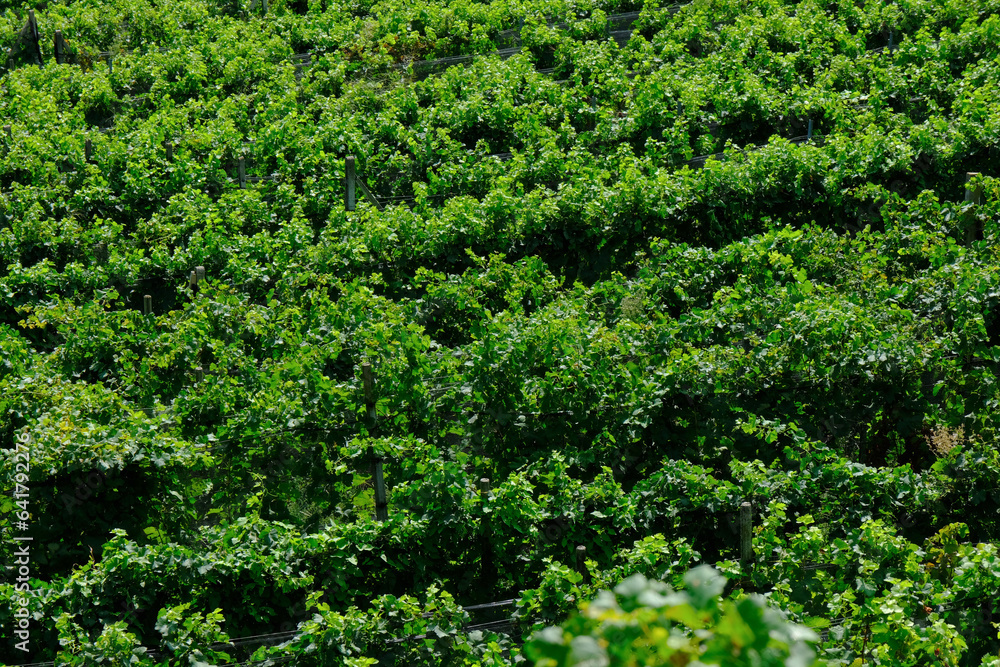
[3,0,1000,664]
[55,616,150,666]
[525,566,824,666]
[154,604,233,666]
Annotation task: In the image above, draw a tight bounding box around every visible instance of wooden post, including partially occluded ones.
[164,139,172,161]
[189,270,198,295]
[362,361,376,425]
[740,502,752,568]
[356,177,384,211]
[479,478,490,495]
[238,157,246,189]
[345,155,356,211]
[194,366,204,383]
[373,459,388,522]
[3,125,10,139]
[85,137,92,162]
[807,118,813,140]
[575,545,589,583]
[965,172,982,243]
[95,242,108,264]
[143,295,152,316]
[195,266,206,283]
[28,11,42,67]
[262,0,268,14]
[54,30,63,64]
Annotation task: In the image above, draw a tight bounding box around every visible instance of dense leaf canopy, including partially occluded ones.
[1,0,1000,663]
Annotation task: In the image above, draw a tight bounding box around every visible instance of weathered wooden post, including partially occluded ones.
[345,155,357,211]
[740,501,753,569]
[478,477,497,587]
[575,545,590,583]
[28,11,42,66]
[143,295,153,316]
[362,362,376,425]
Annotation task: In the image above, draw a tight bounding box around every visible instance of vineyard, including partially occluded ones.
[1,0,1000,663]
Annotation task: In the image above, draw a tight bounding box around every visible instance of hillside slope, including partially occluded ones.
[1,0,1000,664]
